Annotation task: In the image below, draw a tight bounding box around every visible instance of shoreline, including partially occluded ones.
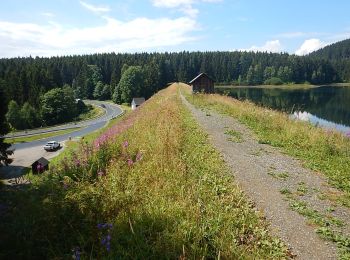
[215,82,350,89]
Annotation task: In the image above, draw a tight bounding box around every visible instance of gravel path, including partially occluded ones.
[181,92,350,259]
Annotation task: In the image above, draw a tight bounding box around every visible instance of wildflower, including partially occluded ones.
[127,158,133,167]
[123,140,129,148]
[72,247,81,260]
[97,223,112,252]
[346,131,350,138]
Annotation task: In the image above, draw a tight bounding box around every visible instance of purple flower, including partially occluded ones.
[127,158,133,167]
[97,223,113,252]
[72,247,81,260]
[97,223,104,229]
[97,171,105,177]
[123,140,129,148]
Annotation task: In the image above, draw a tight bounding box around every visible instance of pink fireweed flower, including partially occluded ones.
[127,158,133,167]
[123,140,129,148]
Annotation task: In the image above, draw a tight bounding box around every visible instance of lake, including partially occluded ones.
[215,85,350,134]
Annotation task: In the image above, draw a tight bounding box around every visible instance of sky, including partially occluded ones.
[0,0,350,58]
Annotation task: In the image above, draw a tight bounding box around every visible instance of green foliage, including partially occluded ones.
[264,77,283,85]
[116,66,144,103]
[6,100,22,129]
[94,82,111,100]
[41,87,77,125]
[21,102,40,129]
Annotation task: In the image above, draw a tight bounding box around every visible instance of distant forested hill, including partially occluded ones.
[0,51,341,110]
[309,38,350,81]
[309,39,350,60]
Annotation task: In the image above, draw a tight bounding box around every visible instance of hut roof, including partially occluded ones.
[32,157,49,167]
[189,73,214,84]
[132,97,145,105]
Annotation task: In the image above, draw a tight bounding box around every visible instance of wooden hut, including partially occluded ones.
[131,97,145,110]
[31,157,49,174]
[189,73,215,93]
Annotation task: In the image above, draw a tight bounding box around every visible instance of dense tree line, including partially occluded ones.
[5,86,89,130]
[0,50,346,111]
[309,38,350,81]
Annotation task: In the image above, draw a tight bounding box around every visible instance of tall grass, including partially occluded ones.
[183,84,350,206]
[0,84,287,259]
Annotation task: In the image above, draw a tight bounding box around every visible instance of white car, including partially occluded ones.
[44,141,60,151]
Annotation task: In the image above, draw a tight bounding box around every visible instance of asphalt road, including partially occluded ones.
[11,101,123,150]
[0,101,123,184]
[5,100,122,138]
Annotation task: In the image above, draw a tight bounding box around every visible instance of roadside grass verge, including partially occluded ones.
[5,127,83,144]
[0,85,287,259]
[182,84,350,207]
[76,104,104,121]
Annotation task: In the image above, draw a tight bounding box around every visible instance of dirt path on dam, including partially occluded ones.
[180,90,350,259]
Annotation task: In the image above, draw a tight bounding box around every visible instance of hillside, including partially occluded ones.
[310,38,350,60]
[309,38,350,81]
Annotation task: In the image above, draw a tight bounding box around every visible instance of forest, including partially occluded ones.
[0,48,349,129]
[309,38,350,82]
[0,51,345,105]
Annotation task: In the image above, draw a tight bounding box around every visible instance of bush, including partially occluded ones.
[264,77,283,85]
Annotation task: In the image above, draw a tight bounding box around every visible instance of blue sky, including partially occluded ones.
[0,0,349,57]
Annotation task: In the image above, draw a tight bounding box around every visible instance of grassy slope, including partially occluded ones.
[0,85,287,259]
[183,84,350,207]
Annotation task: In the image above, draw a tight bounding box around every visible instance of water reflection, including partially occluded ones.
[216,86,350,134]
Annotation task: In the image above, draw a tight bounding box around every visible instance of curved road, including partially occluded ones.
[12,101,123,150]
[6,100,122,139]
[0,101,123,184]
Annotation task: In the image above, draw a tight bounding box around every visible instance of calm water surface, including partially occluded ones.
[215,86,350,134]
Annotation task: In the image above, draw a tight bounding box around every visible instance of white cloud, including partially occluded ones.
[151,0,222,17]
[0,16,198,57]
[295,39,325,55]
[79,1,110,14]
[240,40,282,53]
